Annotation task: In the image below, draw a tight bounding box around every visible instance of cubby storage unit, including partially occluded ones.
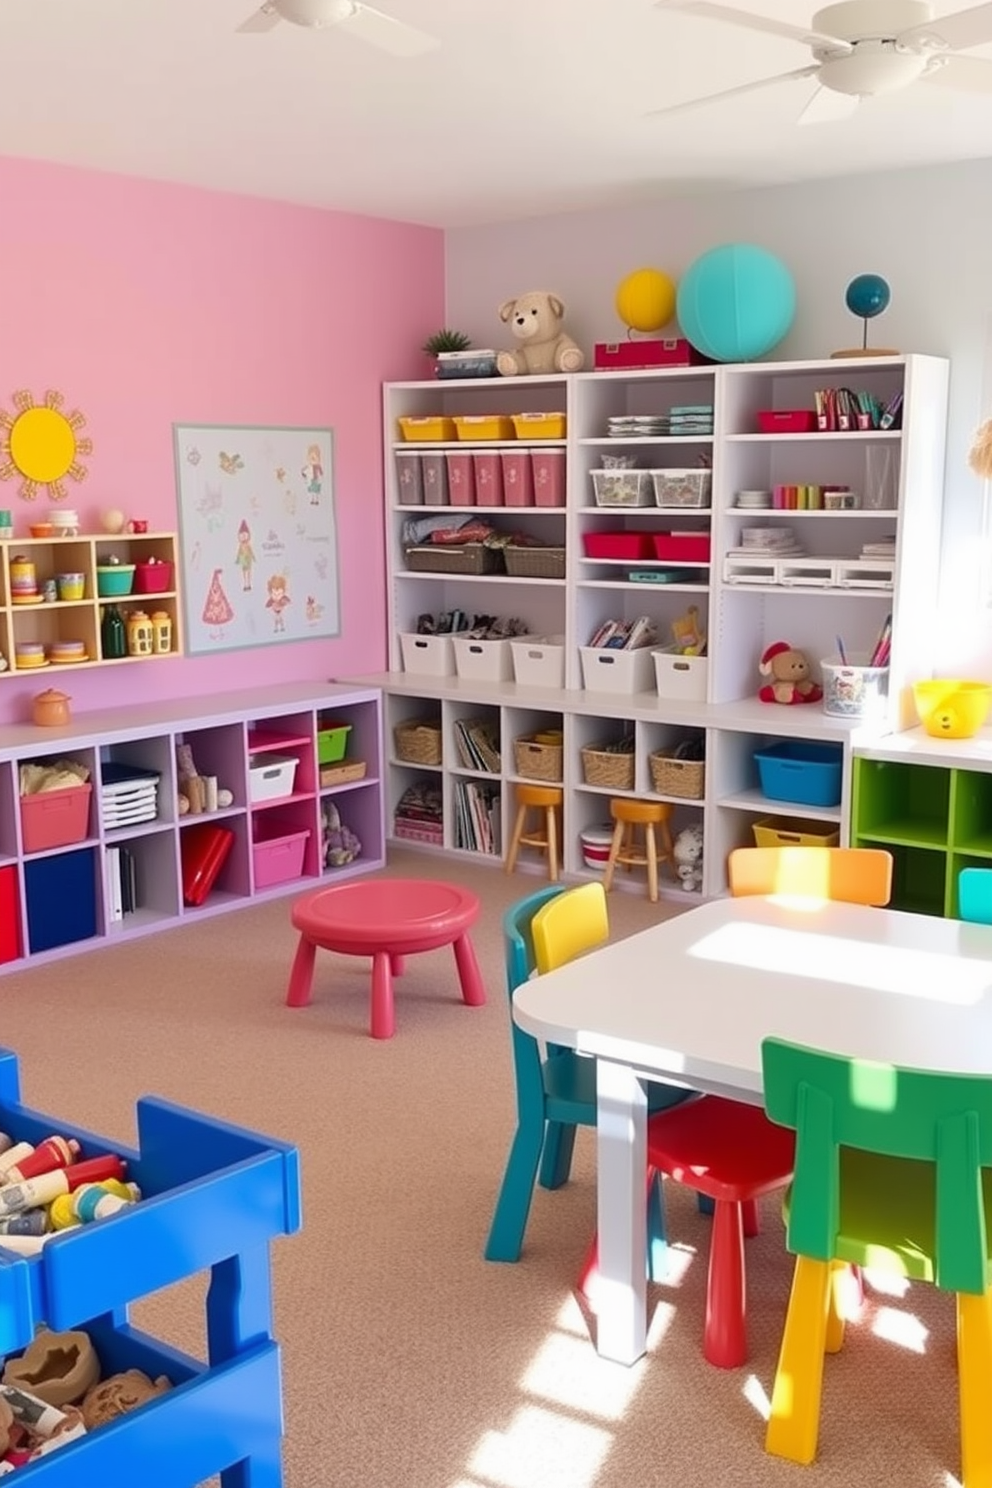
[0,1042,299,1487]
[362,357,948,899]
[0,682,383,975]
[1,532,183,674]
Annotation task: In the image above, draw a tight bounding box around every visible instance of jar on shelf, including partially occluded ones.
[101,604,127,660]
[126,609,153,657]
[150,610,172,655]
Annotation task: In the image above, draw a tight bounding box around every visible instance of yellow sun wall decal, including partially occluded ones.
[0,388,93,501]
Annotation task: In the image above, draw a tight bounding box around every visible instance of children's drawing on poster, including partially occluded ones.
[173,423,339,656]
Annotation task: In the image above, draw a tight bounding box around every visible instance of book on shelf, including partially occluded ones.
[453,717,501,774]
[454,781,501,856]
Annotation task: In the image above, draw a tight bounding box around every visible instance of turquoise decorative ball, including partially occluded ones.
[845,274,891,320]
[676,244,796,363]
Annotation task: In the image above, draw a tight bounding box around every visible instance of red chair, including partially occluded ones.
[644,1095,795,1368]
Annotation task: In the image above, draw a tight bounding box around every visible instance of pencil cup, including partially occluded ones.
[821,654,889,721]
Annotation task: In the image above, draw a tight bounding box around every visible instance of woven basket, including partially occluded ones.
[514,734,563,783]
[649,750,705,800]
[394,720,442,766]
[581,744,635,790]
[404,543,503,575]
[503,545,566,580]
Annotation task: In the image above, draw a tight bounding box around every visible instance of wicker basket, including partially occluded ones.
[649,750,705,800]
[581,744,635,790]
[404,543,504,575]
[514,733,564,783]
[394,719,443,766]
[503,545,566,580]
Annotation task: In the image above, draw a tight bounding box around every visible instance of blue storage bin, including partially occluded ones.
[24,847,97,953]
[754,740,844,808]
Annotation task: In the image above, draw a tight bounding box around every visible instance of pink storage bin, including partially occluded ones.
[446,452,476,506]
[20,784,92,854]
[473,451,504,506]
[531,449,565,506]
[253,827,310,889]
[501,451,534,506]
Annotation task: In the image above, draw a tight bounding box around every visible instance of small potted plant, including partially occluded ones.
[421,330,497,380]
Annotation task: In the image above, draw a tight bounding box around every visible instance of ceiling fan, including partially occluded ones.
[237,0,440,56]
[651,0,992,123]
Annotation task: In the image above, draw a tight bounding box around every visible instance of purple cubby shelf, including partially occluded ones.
[176,724,249,812]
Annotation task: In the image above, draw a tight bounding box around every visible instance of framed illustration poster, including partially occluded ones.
[173,422,339,656]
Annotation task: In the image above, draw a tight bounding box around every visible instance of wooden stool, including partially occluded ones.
[603,798,675,903]
[505,784,563,882]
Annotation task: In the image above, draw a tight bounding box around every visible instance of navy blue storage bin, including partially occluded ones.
[754,740,844,808]
[24,846,98,952]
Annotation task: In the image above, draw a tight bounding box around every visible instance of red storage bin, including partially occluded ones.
[20,784,93,854]
[582,532,653,560]
[757,409,817,434]
[653,532,712,562]
[445,452,476,506]
[473,451,504,506]
[0,865,20,964]
[531,449,565,506]
[501,451,534,506]
[133,560,174,594]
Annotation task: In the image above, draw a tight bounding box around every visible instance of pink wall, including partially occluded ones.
[0,155,444,725]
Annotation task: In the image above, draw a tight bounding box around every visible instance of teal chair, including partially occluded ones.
[959,866,992,924]
[484,883,689,1266]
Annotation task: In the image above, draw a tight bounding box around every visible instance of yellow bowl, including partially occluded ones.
[912,679,992,739]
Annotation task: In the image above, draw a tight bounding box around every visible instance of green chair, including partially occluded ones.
[761,1036,992,1487]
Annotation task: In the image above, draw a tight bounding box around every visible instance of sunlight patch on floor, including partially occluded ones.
[863,1268,910,1297]
[742,1372,772,1421]
[521,1331,647,1421]
[465,1404,613,1488]
[658,1240,696,1287]
[872,1304,928,1352]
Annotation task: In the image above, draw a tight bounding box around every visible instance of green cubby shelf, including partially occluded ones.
[851,759,949,850]
[949,770,992,856]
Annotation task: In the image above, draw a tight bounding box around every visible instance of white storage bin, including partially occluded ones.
[591,470,653,507]
[653,648,709,702]
[452,635,515,682]
[580,646,656,695]
[248,753,299,803]
[510,635,565,689]
[399,632,456,677]
[649,468,712,508]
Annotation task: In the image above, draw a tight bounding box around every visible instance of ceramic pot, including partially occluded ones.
[33,688,72,727]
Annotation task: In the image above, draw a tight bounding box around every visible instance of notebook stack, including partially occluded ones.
[668,404,714,436]
[101,761,161,829]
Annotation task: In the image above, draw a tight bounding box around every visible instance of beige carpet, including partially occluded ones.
[0,850,961,1487]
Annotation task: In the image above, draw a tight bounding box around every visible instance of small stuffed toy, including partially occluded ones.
[672,824,703,892]
[81,1370,171,1430]
[496,291,585,376]
[758,641,823,705]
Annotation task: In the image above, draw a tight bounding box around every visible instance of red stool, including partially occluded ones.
[285,879,486,1039]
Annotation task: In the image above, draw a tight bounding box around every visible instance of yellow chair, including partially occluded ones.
[728,846,893,906]
[603,798,675,903]
[505,783,563,882]
[531,880,609,972]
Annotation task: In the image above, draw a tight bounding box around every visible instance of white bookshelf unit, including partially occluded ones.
[361,355,949,901]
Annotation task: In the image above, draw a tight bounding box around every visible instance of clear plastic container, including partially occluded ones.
[820,654,889,720]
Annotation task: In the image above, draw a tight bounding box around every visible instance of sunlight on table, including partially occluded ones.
[689,922,992,1005]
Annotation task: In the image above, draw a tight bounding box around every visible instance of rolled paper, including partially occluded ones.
[4,1136,80,1184]
[47,1196,80,1232]
[0,1233,50,1255]
[0,1155,126,1216]
[0,1143,35,1178]
[71,1185,135,1224]
[0,1209,48,1236]
[0,1133,13,1158]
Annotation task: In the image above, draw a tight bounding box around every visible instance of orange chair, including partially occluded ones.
[728,846,893,906]
[603,798,675,903]
[505,783,563,882]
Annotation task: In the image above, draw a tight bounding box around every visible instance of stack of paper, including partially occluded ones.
[101,762,160,828]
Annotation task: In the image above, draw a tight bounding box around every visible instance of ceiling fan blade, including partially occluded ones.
[921,52,992,90]
[897,2,992,52]
[797,84,860,124]
[335,2,439,55]
[654,1,851,52]
[237,3,282,32]
[646,65,818,118]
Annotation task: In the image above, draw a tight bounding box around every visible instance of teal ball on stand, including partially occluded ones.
[676,244,796,363]
[846,274,890,320]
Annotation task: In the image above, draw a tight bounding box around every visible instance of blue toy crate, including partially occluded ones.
[0,1046,301,1486]
[753,740,844,808]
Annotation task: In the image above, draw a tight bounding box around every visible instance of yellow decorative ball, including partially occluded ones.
[615,268,677,334]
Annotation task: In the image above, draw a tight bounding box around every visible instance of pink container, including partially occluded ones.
[531,449,566,506]
[445,452,476,506]
[252,828,309,889]
[20,784,92,854]
[473,451,504,506]
[501,451,534,506]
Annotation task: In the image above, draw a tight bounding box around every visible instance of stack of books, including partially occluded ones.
[587,615,657,650]
[454,782,501,856]
[105,845,138,923]
[394,782,443,846]
[453,717,501,774]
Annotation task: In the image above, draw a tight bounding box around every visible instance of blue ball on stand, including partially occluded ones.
[836,273,895,356]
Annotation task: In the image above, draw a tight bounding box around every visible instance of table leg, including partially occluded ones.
[370,951,395,1039]
[390,955,406,977]
[285,936,316,1008]
[595,1059,648,1365]
[452,932,487,1008]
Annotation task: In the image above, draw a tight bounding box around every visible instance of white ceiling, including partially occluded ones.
[2,0,992,227]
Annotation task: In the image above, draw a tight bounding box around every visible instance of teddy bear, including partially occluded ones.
[496,291,585,376]
[758,641,823,705]
[672,824,703,892]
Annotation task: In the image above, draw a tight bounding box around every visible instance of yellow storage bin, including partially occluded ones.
[511,412,567,440]
[452,415,516,441]
[752,817,840,849]
[397,416,457,442]
[912,679,992,739]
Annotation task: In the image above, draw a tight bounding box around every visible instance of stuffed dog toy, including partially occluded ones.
[496,291,585,376]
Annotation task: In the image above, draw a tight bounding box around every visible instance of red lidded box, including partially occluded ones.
[472,452,504,506]
[757,409,817,434]
[445,452,476,506]
[653,532,711,563]
[501,452,534,506]
[582,532,653,560]
[531,449,565,506]
[594,338,708,371]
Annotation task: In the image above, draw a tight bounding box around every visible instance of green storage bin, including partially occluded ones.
[317,723,352,765]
